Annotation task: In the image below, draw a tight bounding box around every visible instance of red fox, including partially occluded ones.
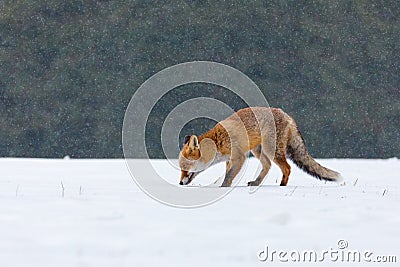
[179,107,342,187]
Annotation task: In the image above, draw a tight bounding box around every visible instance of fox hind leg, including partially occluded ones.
[273,154,291,186]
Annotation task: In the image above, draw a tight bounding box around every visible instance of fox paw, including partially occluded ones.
[247,181,260,186]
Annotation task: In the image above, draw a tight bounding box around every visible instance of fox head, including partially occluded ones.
[179,135,202,185]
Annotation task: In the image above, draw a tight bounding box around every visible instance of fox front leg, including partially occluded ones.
[212,162,230,185]
[221,154,246,187]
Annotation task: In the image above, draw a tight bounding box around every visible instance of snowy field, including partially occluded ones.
[0,157,399,266]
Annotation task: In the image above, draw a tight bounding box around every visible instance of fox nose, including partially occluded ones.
[179,181,183,185]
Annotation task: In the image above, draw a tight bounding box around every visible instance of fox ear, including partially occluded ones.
[189,135,199,149]
[183,135,191,145]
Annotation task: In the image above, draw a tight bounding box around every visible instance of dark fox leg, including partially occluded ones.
[251,145,262,159]
[225,161,231,171]
[221,153,246,187]
[274,155,291,186]
[247,151,271,186]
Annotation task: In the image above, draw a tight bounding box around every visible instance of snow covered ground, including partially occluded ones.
[0,157,399,266]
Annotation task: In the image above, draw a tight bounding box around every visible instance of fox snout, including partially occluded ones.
[179,171,196,185]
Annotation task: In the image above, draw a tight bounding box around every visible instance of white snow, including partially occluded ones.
[0,158,399,266]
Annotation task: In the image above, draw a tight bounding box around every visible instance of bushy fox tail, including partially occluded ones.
[286,127,342,182]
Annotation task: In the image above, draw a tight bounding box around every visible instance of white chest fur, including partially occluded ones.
[213,152,230,165]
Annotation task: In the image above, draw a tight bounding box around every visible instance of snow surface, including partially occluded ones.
[0,158,399,266]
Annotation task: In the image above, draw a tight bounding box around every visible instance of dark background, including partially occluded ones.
[0,0,399,158]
